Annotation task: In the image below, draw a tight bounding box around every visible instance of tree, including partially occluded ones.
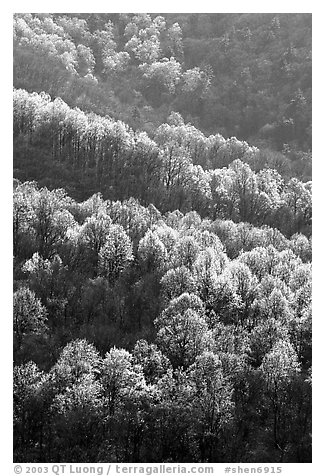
[287,303,311,367]
[182,164,212,214]
[260,340,301,459]
[137,229,167,273]
[181,66,212,114]
[272,249,302,284]
[101,347,145,415]
[13,287,48,350]
[140,57,182,95]
[152,224,178,255]
[229,159,271,224]
[100,347,153,461]
[14,361,49,462]
[103,51,130,74]
[193,247,228,302]
[188,351,234,462]
[155,307,211,368]
[289,233,312,262]
[162,294,203,326]
[249,318,289,367]
[208,273,241,325]
[98,224,133,283]
[124,14,165,64]
[282,178,312,235]
[172,235,200,270]
[160,266,197,302]
[149,367,196,462]
[49,339,103,461]
[13,181,37,260]
[22,252,67,301]
[133,339,170,384]
[52,339,101,388]
[78,211,112,270]
[50,376,103,462]
[222,261,258,326]
[30,187,76,259]
[76,44,95,76]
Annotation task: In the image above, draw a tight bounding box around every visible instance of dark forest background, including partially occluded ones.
[13,13,312,464]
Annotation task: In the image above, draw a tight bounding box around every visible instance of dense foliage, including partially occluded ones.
[13,13,312,464]
[14,13,311,151]
[14,88,311,237]
[14,13,311,178]
[13,182,311,462]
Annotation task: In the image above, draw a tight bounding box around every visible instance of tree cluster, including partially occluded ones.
[13,13,311,154]
[14,89,311,237]
[14,182,311,463]
[13,12,312,464]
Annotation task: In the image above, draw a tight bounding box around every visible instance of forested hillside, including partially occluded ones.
[14,13,311,178]
[13,13,312,464]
